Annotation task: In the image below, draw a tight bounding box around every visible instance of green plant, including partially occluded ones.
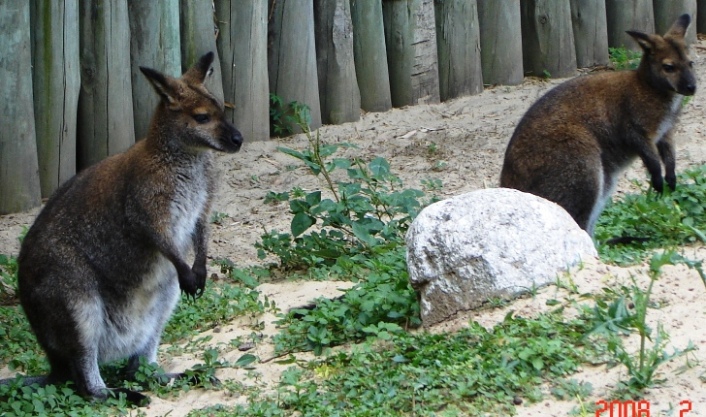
[269,93,311,137]
[595,165,706,264]
[584,251,703,396]
[0,253,18,305]
[256,110,432,271]
[609,47,642,70]
[209,211,229,225]
[272,246,420,355]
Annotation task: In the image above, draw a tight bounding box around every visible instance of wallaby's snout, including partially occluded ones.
[223,122,243,153]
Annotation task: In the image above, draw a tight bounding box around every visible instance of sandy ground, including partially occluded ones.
[3,41,706,416]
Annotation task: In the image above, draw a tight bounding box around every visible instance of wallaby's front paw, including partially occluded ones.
[666,174,677,191]
[651,176,664,194]
[178,269,201,299]
[192,263,207,295]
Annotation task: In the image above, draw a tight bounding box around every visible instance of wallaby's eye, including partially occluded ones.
[662,63,676,73]
[193,114,210,124]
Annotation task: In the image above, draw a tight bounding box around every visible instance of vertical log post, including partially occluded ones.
[0,0,41,213]
[78,0,135,170]
[268,0,322,131]
[349,0,392,112]
[434,0,483,101]
[477,0,523,86]
[569,0,609,68]
[383,0,440,107]
[128,0,181,140]
[697,0,706,34]
[215,1,270,142]
[520,0,576,78]
[653,0,696,44]
[180,0,224,102]
[605,0,654,50]
[314,0,361,124]
[30,0,80,197]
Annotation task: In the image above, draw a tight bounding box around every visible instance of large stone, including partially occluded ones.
[406,188,597,326]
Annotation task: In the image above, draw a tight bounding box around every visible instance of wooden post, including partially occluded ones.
[434,0,483,101]
[477,0,523,86]
[78,0,135,170]
[215,1,269,141]
[697,0,706,34]
[314,0,361,124]
[605,0,654,50]
[180,0,224,102]
[268,0,322,131]
[569,0,609,68]
[653,0,697,44]
[30,0,80,197]
[128,0,181,140]
[349,0,392,112]
[520,0,576,78]
[383,0,440,107]
[0,0,41,213]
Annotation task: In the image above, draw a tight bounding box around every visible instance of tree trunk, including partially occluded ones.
[180,0,224,102]
[520,0,576,78]
[128,0,181,140]
[314,0,361,125]
[434,0,483,101]
[569,0,609,68]
[0,0,41,213]
[30,0,80,197]
[477,0,523,86]
[697,0,706,34]
[78,0,135,170]
[605,0,654,50]
[383,0,440,107]
[653,0,696,44]
[349,0,392,112]
[268,0,322,131]
[215,1,269,142]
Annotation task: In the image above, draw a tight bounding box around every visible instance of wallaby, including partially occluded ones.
[3,52,242,404]
[500,14,696,236]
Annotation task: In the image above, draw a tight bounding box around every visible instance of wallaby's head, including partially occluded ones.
[627,13,696,97]
[139,52,243,153]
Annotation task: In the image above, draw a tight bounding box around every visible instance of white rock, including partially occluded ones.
[406,188,597,326]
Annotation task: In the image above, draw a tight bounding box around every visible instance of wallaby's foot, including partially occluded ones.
[106,388,151,407]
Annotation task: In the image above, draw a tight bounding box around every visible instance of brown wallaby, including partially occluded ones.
[500,14,696,236]
[3,52,242,404]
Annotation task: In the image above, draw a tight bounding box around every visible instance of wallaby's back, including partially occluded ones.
[500,14,696,236]
[14,52,243,403]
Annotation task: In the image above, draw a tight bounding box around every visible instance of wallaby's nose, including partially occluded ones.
[684,83,697,96]
[231,129,243,151]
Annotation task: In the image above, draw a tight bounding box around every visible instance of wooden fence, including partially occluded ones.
[0,0,702,214]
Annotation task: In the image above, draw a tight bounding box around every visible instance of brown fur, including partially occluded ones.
[500,14,696,236]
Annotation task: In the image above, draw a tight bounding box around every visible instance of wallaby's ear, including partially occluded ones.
[626,30,655,53]
[664,13,690,39]
[183,52,215,84]
[140,66,181,109]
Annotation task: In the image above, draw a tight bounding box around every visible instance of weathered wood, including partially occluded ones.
[349,0,392,112]
[180,0,224,102]
[78,0,135,170]
[30,0,80,197]
[477,0,523,85]
[434,0,483,100]
[382,0,440,107]
[314,0,361,124]
[569,0,609,68]
[0,0,41,213]
[128,0,181,140]
[653,0,697,44]
[698,0,706,33]
[215,1,269,142]
[268,0,322,131]
[520,0,576,78]
[605,0,654,50]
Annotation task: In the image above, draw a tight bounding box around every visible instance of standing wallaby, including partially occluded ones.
[8,52,242,404]
[500,14,696,236]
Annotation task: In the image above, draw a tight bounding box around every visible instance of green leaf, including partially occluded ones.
[291,212,315,237]
[234,354,258,368]
[369,157,390,179]
[352,222,379,247]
